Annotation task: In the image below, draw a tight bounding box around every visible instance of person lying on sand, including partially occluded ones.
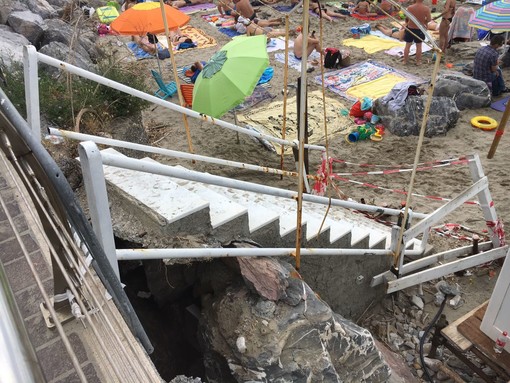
[311,0,346,21]
[353,0,378,17]
[169,28,193,45]
[232,14,287,38]
[166,0,212,9]
[232,0,283,27]
[293,27,321,60]
[132,34,157,55]
[375,23,404,40]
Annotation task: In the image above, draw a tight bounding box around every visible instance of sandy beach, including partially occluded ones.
[104,0,510,256]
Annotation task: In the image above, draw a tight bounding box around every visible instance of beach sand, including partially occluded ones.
[104,0,509,273]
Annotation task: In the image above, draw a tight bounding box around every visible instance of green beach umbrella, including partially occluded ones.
[192,35,270,118]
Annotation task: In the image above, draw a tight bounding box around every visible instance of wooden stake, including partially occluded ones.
[159,0,194,157]
[393,49,443,271]
[280,15,290,180]
[487,93,510,159]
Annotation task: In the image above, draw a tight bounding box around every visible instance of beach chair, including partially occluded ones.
[180,84,194,108]
[151,70,177,100]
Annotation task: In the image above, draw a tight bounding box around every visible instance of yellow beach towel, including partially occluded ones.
[237,90,355,155]
[346,73,407,100]
[343,35,403,54]
[158,25,216,53]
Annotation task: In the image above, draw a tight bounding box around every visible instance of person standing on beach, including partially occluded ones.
[403,0,431,66]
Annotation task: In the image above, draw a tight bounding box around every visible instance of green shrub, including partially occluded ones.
[1,56,150,129]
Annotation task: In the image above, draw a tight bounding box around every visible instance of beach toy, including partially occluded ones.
[346,125,376,143]
[354,117,366,125]
[399,11,405,20]
[370,124,384,141]
[349,100,364,117]
[360,97,372,111]
[370,114,380,124]
[340,109,349,116]
[471,116,498,131]
[446,63,453,69]
[363,111,373,121]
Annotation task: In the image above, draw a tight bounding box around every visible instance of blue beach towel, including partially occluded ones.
[257,67,274,85]
[218,27,242,38]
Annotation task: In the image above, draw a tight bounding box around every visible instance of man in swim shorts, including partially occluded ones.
[403,0,430,66]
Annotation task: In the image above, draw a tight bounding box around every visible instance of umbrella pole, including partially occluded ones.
[159,0,195,156]
[234,110,240,144]
[294,0,311,271]
[488,93,510,159]
[280,15,290,180]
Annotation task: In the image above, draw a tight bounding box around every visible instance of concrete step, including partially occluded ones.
[101,149,211,236]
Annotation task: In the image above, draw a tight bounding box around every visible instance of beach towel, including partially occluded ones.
[267,38,294,53]
[157,25,216,53]
[448,6,475,42]
[237,90,355,154]
[178,2,216,14]
[218,27,242,38]
[314,60,425,101]
[273,4,295,12]
[351,12,391,21]
[126,41,165,60]
[274,51,321,71]
[96,5,119,24]
[234,86,275,111]
[343,34,403,53]
[491,96,510,112]
[201,13,235,27]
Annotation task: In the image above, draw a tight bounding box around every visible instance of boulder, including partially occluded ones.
[7,11,45,46]
[434,71,491,110]
[40,18,99,62]
[0,0,27,25]
[374,95,459,137]
[0,26,30,67]
[26,0,58,19]
[38,41,97,74]
[199,258,391,383]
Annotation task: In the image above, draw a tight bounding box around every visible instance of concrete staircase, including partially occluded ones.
[100,149,395,251]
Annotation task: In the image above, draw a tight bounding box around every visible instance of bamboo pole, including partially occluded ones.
[317,1,329,190]
[280,15,290,180]
[295,0,311,271]
[159,0,194,156]
[393,49,443,271]
[487,95,510,159]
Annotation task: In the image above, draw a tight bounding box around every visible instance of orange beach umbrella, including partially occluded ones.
[110,2,189,35]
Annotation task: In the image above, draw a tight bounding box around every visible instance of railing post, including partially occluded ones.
[467,154,503,247]
[22,46,40,140]
[78,141,120,279]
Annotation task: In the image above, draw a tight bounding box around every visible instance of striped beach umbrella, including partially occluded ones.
[469,0,510,33]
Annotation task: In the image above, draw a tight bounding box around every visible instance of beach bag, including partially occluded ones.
[324,48,341,69]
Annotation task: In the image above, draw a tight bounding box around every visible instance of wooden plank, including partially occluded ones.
[441,302,488,352]
[458,316,510,376]
[474,305,487,322]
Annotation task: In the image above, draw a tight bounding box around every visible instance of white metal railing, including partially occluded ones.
[24,46,507,294]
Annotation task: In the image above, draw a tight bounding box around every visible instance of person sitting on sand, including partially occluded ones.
[311,0,346,22]
[353,0,378,17]
[473,34,510,97]
[232,0,282,27]
[375,23,405,40]
[132,34,157,55]
[217,0,234,15]
[166,0,212,9]
[293,26,321,60]
[375,0,393,15]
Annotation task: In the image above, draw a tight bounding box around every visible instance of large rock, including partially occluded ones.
[374,95,459,137]
[199,258,391,383]
[0,26,30,67]
[26,0,58,19]
[0,0,27,25]
[434,71,491,110]
[39,41,97,74]
[448,41,485,61]
[7,11,45,46]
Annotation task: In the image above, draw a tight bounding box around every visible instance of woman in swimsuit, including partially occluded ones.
[311,0,346,21]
